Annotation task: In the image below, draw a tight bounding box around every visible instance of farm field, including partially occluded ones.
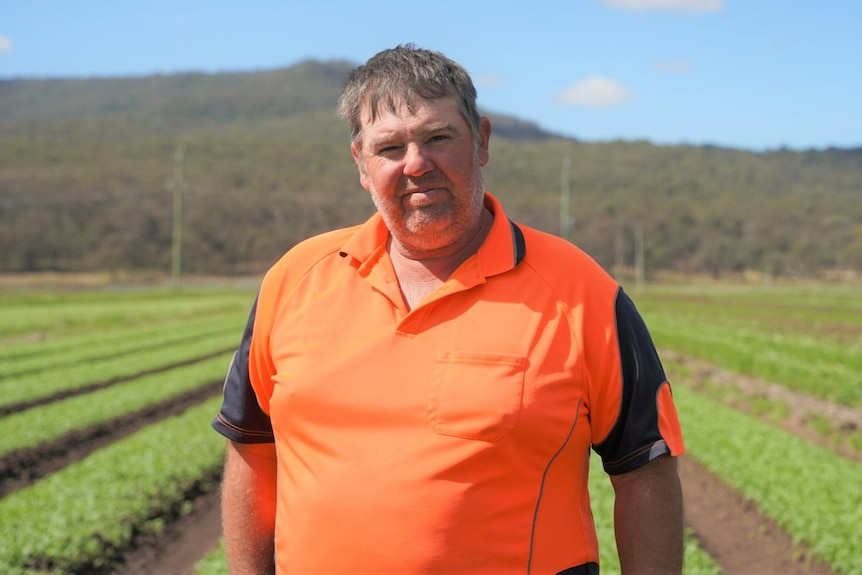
[0,286,252,574]
[0,281,859,574]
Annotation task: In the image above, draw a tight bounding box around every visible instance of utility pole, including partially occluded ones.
[635,227,645,292]
[560,157,572,241]
[170,144,187,288]
[614,232,625,282]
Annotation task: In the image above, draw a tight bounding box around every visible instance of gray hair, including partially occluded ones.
[337,44,482,146]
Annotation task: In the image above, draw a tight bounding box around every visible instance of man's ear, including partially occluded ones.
[351,142,371,191]
[477,116,492,167]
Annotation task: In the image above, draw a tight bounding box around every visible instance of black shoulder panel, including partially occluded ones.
[211,296,275,443]
[594,289,670,474]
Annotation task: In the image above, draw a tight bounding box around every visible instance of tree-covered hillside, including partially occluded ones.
[1,61,860,279]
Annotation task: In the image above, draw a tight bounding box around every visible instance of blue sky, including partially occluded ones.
[1,0,859,151]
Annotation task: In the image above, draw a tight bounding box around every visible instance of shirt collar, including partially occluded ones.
[339,192,525,279]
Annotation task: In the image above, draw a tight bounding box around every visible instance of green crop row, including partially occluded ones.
[634,284,862,349]
[194,541,228,575]
[675,385,862,574]
[633,286,862,406]
[0,288,254,341]
[645,313,862,405]
[0,353,231,458]
[0,312,244,378]
[0,329,241,409]
[636,283,862,324]
[0,396,226,574]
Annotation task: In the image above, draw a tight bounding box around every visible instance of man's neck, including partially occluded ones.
[388,208,493,309]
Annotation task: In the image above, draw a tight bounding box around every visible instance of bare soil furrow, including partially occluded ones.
[117,484,223,575]
[680,456,836,575]
[666,350,861,462]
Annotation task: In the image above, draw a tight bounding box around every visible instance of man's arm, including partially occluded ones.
[609,454,684,574]
[222,440,278,575]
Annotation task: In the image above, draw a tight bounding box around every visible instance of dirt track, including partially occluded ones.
[2,361,855,574]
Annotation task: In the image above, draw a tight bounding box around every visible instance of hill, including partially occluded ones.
[1,61,860,280]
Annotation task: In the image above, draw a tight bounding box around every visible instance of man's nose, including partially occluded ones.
[403,143,433,177]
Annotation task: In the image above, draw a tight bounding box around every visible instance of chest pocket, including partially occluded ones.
[429,351,527,442]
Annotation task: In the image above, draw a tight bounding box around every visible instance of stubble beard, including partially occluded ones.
[373,155,486,255]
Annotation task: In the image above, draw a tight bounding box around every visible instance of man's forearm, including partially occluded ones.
[222,440,278,575]
[610,455,684,574]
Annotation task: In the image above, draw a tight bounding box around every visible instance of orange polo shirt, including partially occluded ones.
[214,193,684,574]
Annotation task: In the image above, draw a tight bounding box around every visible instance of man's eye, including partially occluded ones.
[428,134,450,143]
[377,145,401,154]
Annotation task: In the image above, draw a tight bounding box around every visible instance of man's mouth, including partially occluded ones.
[402,187,446,207]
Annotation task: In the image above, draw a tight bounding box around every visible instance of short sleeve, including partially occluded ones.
[592,289,685,474]
[211,297,275,443]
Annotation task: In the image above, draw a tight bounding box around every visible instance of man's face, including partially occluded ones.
[351,96,491,259]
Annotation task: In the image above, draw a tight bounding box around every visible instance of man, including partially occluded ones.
[213,44,685,574]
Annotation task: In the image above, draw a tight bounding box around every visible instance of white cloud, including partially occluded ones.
[603,0,723,13]
[654,60,695,74]
[558,76,633,108]
[0,35,12,54]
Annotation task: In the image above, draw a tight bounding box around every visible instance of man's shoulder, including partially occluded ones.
[274,225,361,269]
[507,221,619,299]
[258,225,362,295]
[518,223,606,271]
[292,226,362,257]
